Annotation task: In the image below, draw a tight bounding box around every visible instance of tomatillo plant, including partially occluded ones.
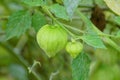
[1,0,120,80]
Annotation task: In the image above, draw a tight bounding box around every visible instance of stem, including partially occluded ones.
[61,22,117,39]
[49,70,59,80]
[62,23,85,33]
[32,71,41,80]
[15,35,28,54]
[76,10,120,53]
[0,42,28,68]
[99,33,117,38]
[74,36,82,40]
[55,20,76,37]
[42,6,76,38]
[76,12,116,38]
[76,10,102,34]
[0,42,41,80]
[43,7,118,40]
[43,5,120,53]
[103,37,120,53]
[28,60,41,73]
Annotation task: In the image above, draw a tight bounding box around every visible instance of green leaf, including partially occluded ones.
[6,11,31,40]
[49,4,69,20]
[32,11,46,32]
[117,31,120,37]
[95,0,107,8]
[72,52,90,80]
[77,11,97,34]
[77,11,105,48]
[95,45,118,65]
[21,0,44,6]
[90,64,120,80]
[82,34,106,48]
[79,0,93,6]
[104,0,120,16]
[114,16,120,25]
[63,0,81,19]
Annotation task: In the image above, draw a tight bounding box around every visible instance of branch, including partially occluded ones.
[76,10,120,53]
[49,70,59,80]
[78,4,109,11]
[42,6,76,38]
[0,42,41,80]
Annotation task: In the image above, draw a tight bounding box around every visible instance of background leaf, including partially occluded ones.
[95,45,118,65]
[49,4,69,20]
[77,11,105,48]
[9,64,28,80]
[21,0,44,6]
[95,0,107,8]
[104,0,120,16]
[113,16,120,26]
[63,0,81,19]
[117,31,120,37]
[72,52,90,80]
[79,0,93,6]
[32,11,46,32]
[6,11,31,40]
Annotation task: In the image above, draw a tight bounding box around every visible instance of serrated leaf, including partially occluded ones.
[72,52,90,80]
[82,34,106,48]
[63,0,81,19]
[104,0,120,16]
[6,11,31,40]
[21,0,44,6]
[77,11,105,48]
[49,4,69,20]
[32,11,46,32]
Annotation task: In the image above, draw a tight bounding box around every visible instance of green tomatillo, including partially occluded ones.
[36,24,68,57]
[66,41,83,58]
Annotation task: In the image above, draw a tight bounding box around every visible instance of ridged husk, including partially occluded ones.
[37,24,67,57]
[66,41,83,58]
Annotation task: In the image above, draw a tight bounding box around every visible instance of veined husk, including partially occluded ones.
[66,41,83,58]
[37,24,67,57]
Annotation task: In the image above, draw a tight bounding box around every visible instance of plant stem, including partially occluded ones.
[42,6,76,38]
[103,37,120,52]
[62,23,85,33]
[99,33,117,38]
[42,5,120,52]
[0,42,41,80]
[61,22,118,39]
[28,60,41,73]
[55,20,76,37]
[76,10,120,53]
[49,70,59,80]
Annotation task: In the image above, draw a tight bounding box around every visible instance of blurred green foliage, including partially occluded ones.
[0,0,120,80]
